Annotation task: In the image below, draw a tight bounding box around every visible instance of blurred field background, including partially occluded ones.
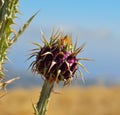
[0,86,120,115]
[1,0,120,115]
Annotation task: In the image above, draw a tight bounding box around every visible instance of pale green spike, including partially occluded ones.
[73,37,78,51]
[48,61,56,73]
[26,55,36,62]
[75,42,85,54]
[71,43,86,57]
[65,61,70,70]
[77,58,94,61]
[50,35,58,45]
[56,70,61,83]
[4,56,12,65]
[51,29,55,38]
[40,75,45,81]
[41,52,52,56]
[28,61,36,70]
[40,29,49,46]
[29,52,38,56]
[63,77,73,86]
[28,48,40,52]
[32,103,39,115]
[78,62,89,73]
[50,30,61,45]
[50,29,56,44]
[78,69,85,84]
[0,77,20,91]
[0,72,4,78]
[52,29,60,39]
[31,42,42,49]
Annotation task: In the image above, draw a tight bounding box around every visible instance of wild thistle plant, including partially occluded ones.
[30,31,90,115]
[0,0,37,93]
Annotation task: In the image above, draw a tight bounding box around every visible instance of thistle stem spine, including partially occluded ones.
[36,80,54,115]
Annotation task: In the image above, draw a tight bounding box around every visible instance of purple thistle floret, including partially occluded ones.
[30,32,87,85]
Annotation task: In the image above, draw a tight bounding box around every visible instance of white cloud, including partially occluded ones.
[55,25,112,40]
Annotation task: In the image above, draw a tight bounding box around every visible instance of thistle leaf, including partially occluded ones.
[0,71,4,78]
[0,77,20,91]
[11,11,39,45]
[0,0,9,23]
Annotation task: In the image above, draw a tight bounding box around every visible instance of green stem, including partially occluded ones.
[36,80,54,115]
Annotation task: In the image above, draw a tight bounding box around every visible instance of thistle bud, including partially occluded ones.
[30,32,88,85]
[30,31,89,115]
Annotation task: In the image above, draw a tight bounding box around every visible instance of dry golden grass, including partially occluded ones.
[0,86,120,115]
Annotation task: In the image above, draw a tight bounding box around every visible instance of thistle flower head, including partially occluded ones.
[30,31,88,85]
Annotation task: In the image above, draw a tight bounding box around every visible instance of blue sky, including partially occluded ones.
[6,0,120,79]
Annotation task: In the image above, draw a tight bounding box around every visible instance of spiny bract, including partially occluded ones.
[30,31,88,85]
